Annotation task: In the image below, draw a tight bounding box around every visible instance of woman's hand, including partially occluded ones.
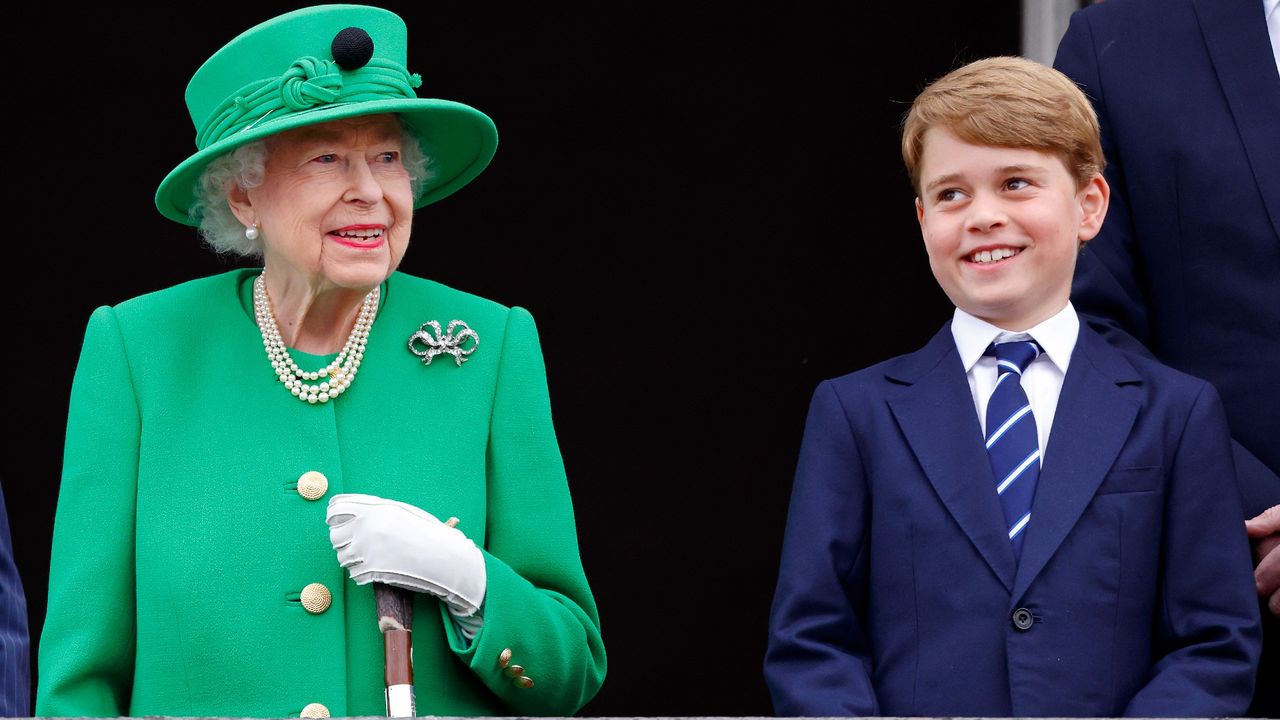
[327,494,486,616]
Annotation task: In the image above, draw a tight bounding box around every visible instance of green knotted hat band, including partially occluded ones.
[155,5,498,226]
[194,56,423,149]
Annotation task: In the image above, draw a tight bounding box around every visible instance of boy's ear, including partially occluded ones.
[1076,174,1110,246]
[915,196,925,229]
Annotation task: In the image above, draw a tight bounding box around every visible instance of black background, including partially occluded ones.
[8,2,1020,714]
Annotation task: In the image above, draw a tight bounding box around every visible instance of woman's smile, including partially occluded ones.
[328,224,387,249]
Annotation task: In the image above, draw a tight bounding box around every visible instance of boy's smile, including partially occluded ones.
[914,127,1109,331]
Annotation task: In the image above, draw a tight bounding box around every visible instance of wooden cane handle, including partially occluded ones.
[375,583,414,630]
[375,584,414,689]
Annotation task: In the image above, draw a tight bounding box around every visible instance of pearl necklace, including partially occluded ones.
[253,273,379,404]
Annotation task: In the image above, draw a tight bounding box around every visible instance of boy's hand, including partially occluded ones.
[1245,504,1280,616]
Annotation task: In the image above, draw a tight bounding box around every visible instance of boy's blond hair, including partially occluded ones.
[901,56,1105,192]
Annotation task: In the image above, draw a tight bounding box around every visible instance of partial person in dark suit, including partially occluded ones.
[0,478,31,717]
[1055,1,1280,712]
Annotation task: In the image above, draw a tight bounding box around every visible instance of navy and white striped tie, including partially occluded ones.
[985,340,1042,561]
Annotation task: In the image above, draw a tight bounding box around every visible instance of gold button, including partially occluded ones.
[498,648,512,668]
[513,676,534,689]
[300,583,332,614]
[300,702,330,718]
[504,664,525,678]
[297,471,329,501]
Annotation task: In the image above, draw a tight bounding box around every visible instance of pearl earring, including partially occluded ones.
[245,224,260,241]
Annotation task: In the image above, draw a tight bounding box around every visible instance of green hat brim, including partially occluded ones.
[155,97,497,226]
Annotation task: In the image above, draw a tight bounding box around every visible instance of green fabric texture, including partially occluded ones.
[37,269,605,717]
[155,5,498,225]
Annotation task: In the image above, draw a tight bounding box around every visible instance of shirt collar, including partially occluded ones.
[950,302,1079,374]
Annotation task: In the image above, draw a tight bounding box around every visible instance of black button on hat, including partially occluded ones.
[332,27,375,69]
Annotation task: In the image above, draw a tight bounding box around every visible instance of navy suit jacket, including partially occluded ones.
[1054,0,1280,518]
[765,323,1261,716]
[0,479,30,717]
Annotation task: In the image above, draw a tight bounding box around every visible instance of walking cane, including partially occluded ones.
[376,583,416,717]
[375,515,460,718]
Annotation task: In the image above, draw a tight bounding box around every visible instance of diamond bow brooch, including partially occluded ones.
[408,320,480,366]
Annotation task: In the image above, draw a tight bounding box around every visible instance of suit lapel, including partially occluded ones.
[1011,327,1142,603]
[1193,0,1280,241]
[887,326,1017,592]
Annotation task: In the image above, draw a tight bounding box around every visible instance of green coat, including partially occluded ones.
[37,269,606,717]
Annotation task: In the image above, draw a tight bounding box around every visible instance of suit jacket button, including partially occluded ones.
[498,647,512,668]
[504,664,525,678]
[297,471,329,501]
[1012,607,1034,631]
[514,676,535,689]
[300,702,330,718]
[300,583,332,614]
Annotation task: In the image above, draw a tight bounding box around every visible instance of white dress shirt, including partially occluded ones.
[1267,0,1280,76]
[950,302,1080,460]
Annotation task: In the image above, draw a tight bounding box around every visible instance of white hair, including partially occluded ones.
[191,123,432,257]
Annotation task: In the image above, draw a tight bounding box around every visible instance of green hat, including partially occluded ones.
[155,4,498,225]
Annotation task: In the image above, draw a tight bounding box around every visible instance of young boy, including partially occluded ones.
[764,57,1261,717]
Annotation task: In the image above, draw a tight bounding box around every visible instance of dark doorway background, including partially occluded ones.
[9,2,1020,714]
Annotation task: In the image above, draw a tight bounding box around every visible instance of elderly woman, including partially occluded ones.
[36,6,605,717]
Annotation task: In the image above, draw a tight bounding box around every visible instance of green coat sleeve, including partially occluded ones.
[36,307,139,716]
[442,306,607,714]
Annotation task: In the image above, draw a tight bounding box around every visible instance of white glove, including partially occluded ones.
[326,493,486,616]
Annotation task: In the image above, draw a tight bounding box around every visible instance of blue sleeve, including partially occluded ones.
[0,478,31,717]
[764,381,877,716]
